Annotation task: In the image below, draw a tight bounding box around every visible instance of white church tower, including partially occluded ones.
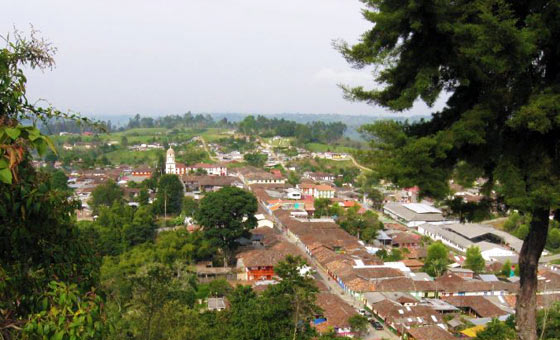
[165,147,176,174]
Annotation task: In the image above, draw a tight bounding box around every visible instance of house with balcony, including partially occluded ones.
[299,183,335,199]
[236,239,302,281]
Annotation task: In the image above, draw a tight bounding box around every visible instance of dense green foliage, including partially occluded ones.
[22,281,106,340]
[501,259,514,277]
[243,152,268,168]
[238,115,346,144]
[127,112,233,130]
[537,302,560,340]
[82,202,157,256]
[289,158,360,186]
[446,197,494,223]
[348,314,369,337]
[49,169,71,192]
[503,212,532,240]
[314,198,333,218]
[1,32,105,338]
[215,136,256,153]
[472,306,560,340]
[423,242,450,277]
[376,248,403,262]
[465,246,486,273]
[90,179,123,213]
[334,167,360,187]
[196,187,258,266]
[154,174,184,215]
[182,196,200,217]
[338,207,383,243]
[341,0,560,336]
[2,31,340,340]
[503,213,560,252]
[475,318,517,340]
[102,251,322,340]
[287,170,301,186]
[40,117,113,135]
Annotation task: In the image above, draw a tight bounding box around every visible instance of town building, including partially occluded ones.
[236,167,286,185]
[165,147,227,176]
[236,233,303,281]
[313,292,357,337]
[383,202,446,228]
[165,147,189,175]
[418,223,523,260]
[285,188,302,200]
[182,175,240,192]
[391,232,421,249]
[131,167,152,177]
[186,163,228,176]
[407,325,455,340]
[207,297,228,311]
[299,183,335,199]
[304,171,336,182]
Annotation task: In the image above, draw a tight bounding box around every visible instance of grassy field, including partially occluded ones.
[225,161,248,169]
[122,128,168,135]
[265,137,293,148]
[104,149,163,166]
[289,158,358,173]
[305,142,355,153]
[317,159,357,171]
[199,128,233,142]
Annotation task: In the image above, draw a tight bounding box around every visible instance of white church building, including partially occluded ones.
[165,147,189,175]
[165,147,228,176]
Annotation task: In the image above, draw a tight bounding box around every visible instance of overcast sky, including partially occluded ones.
[3,0,443,117]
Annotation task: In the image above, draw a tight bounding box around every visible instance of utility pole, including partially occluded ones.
[164,189,167,221]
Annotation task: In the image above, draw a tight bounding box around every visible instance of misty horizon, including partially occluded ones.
[3,0,447,118]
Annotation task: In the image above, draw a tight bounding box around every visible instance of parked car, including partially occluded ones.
[370,320,383,330]
[358,309,371,317]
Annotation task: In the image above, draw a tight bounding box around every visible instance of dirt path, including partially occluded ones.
[348,154,372,172]
[196,136,217,161]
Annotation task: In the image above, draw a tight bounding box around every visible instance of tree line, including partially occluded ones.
[238,115,347,144]
[127,112,235,130]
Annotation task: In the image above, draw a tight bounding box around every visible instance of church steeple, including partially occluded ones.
[166,147,175,163]
[165,147,176,174]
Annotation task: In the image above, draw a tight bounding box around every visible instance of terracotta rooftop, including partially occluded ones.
[407,325,455,340]
[314,292,357,333]
[236,240,303,268]
[372,277,417,292]
[391,232,421,245]
[435,273,517,293]
[442,296,508,318]
[371,299,444,328]
[182,175,237,186]
[353,267,405,280]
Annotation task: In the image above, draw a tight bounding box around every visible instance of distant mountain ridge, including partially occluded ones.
[85,112,430,140]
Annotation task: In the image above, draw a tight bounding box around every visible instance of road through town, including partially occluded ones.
[263,203,398,340]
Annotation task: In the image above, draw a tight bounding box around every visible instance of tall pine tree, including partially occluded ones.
[339,1,560,339]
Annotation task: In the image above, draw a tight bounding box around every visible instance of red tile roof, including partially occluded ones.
[407,325,455,340]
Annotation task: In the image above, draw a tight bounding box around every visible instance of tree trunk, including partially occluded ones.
[222,247,228,268]
[516,207,549,340]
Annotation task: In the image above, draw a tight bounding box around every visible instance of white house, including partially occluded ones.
[165,147,227,176]
[299,183,335,199]
[186,163,228,176]
[286,188,302,200]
